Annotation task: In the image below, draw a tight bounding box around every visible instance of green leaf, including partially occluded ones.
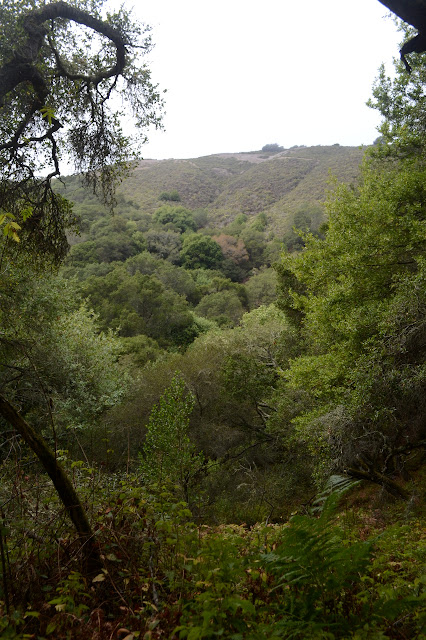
[92,573,106,582]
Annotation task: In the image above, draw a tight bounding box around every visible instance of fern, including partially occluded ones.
[261,477,371,638]
[311,474,360,516]
[176,478,424,639]
[259,476,424,638]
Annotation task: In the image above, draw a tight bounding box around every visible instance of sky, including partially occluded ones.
[112,0,402,160]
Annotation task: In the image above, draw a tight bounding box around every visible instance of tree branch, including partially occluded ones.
[0,394,101,573]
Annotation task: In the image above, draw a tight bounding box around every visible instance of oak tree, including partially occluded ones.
[0,0,163,570]
[0,0,163,260]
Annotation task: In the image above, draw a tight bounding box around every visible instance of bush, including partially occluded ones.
[261,143,284,152]
[159,190,181,202]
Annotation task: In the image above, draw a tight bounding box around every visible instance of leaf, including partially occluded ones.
[46,621,57,635]
[92,573,106,582]
[40,105,56,125]
[21,206,33,221]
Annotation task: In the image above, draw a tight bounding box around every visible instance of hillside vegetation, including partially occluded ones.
[57,144,365,236]
[0,6,425,637]
[0,137,416,638]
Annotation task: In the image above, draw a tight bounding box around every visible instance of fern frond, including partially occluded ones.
[312,473,360,518]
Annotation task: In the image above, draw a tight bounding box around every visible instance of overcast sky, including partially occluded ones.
[116,0,402,159]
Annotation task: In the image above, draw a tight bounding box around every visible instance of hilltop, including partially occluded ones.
[58,144,366,236]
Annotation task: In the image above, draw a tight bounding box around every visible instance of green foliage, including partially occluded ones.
[39,305,126,434]
[260,497,423,639]
[48,571,89,617]
[159,190,182,202]
[110,303,303,523]
[0,260,125,444]
[139,375,204,498]
[154,204,196,233]
[175,484,425,640]
[145,228,182,262]
[180,234,224,270]
[0,0,163,263]
[0,458,424,640]
[240,227,267,268]
[368,22,426,153]
[275,152,426,484]
[245,268,278,309]
[70,232,146,265]
[80,265,193,346]
[195,289,245,327]
[118,334,161,368]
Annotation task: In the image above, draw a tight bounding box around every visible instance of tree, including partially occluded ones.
[213,234,249,266]
[139,375,203,501]
[368,14,426,151]
[180,234,224,270]
[0,0,162,568]
[159,190,181,202]
[153,204,196,233]
[261,143,284,153]
[275,158,426,494]
[80,265,194,346]
[0,0,163,261]
[145,228,182,262]
[245,268,278,310]
[195,290,245,327]
[0,265,125,571]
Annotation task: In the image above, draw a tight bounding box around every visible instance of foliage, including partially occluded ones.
[194,289,245,327]
[368,21,426,153]
[275,155,426,486]
[213,233,249,265]
[139,375,204,500]
[159,190,181,202]
[0,261,125,442]
[0,0,163,263]
[261,143,284,152]
[0,467,423,640]
[145,228,183,262]
[1,11,425,634]
[180,234,224,270]
[100,304,305,523]
[154,205,196,233]
[80,265,194,345]
[245,268,278,309]
[119,333,161,368]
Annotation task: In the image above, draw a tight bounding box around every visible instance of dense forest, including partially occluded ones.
[0,1,425,639]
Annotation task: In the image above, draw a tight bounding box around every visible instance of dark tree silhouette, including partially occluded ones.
[379,0,426,72]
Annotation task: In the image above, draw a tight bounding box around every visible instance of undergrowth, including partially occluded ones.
[0,465,424,639]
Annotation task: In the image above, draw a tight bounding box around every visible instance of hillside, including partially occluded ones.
[58,144,366,236]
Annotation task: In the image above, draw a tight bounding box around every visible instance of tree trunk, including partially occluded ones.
[346,466,410,500]
[0,394,101,574]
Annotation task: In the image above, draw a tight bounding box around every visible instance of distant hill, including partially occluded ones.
[58,144,366,237]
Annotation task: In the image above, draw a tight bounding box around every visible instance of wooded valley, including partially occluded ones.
[0,1,424,638]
